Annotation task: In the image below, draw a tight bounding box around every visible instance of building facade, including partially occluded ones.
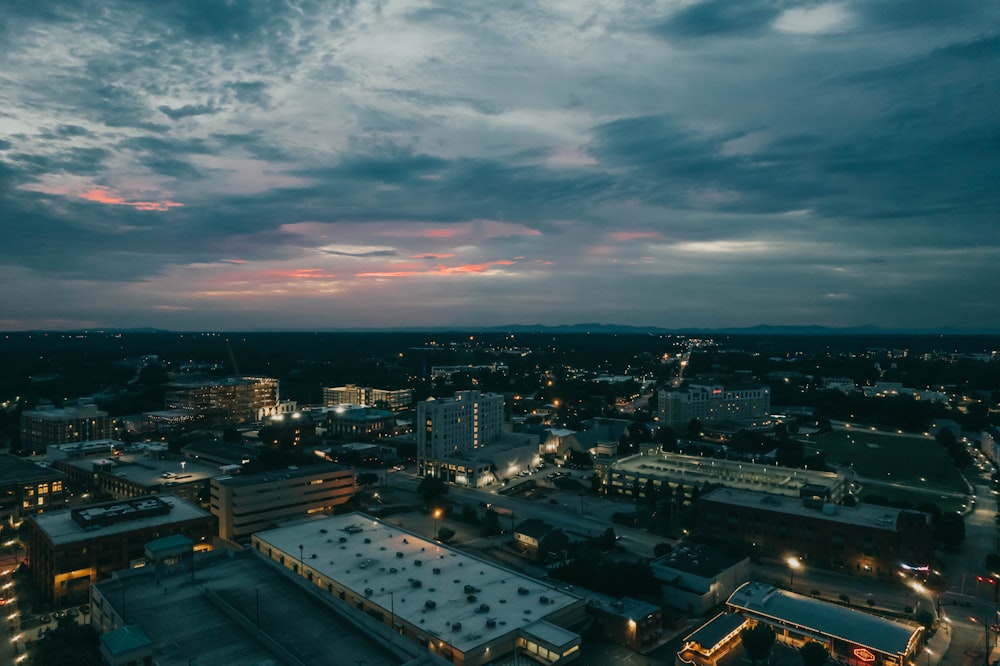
[417,391,504,478]
[210,463,355,543]
[322,384,413,411]
[26,494,213,604]
[20,402,112,452]
[325,407,394,440]
[0,454,68,524]
[165,376,279,424]
[695,488,932,579]
[658,375,770,430]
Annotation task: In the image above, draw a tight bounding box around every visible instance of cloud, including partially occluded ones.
[0,0,995,330]
[159,104,219,120]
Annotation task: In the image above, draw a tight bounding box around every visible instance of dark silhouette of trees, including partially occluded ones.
[417,476,448,504]
[799,641,830,666]
[740,624,776,664]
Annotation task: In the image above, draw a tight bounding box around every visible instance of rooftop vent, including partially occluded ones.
[424,600,436,610]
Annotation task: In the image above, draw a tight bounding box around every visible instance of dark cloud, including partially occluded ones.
[652,1,781,40]
[159,103,219,120]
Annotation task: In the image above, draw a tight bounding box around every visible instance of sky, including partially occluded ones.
[1,1,998,332]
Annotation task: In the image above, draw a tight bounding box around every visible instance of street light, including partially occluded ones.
[787,556,802,589]
[433,509,442,541]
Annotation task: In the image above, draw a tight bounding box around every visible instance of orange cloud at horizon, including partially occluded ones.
[357,259,518,279]
[79,187,183,211]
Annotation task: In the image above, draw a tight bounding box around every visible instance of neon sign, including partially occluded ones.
[852,647,876,662]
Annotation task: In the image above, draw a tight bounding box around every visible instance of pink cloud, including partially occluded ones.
[79,187,183,212]
[356,259,518,279]
[606,231,661,242]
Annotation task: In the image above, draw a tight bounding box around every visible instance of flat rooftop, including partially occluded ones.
[701,487,925,531]
[611,452,840,496]
[728,581,920,657]
[32,494,210,545]
[653,542,747,578]
[0,453,64,484]
[57,450,221,489]
[213,462,351,487]
[94,548,402,666]
[255,513,582,654]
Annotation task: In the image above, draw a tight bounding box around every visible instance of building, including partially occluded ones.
[181,439,259,467]
[26,494,213,604]
[51,446,220,507]
[326,406,395,440]
[323,385,413,411]
[658,375,770,430]
[695,488,933,579]
[0,453,67,524]
[585,594,663,652]
[20,401,112,452]
[91,547,407,666]
[726,582,922,666]
[211,463,355,543]
[165,376,279,424]
[676,611,748,666]
[513,518,569,563]
[650,542,750,615]
[417,391,504,479]
[602,451,846,504]
[251,513,586,666]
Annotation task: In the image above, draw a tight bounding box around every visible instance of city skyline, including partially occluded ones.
[1,2,997,332]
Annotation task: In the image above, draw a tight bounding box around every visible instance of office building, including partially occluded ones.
[0,453,67,524]
[20,401,112,452]
[323,385,413,411]
[695,488,932,579]
[211,463,355,543]
[658,374,770,430]
[165,376,279,424]
[417,391,504,479]
[251,513,585,666]
[26,494,213,603]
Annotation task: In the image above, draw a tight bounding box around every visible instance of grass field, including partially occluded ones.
[797,428,968,494]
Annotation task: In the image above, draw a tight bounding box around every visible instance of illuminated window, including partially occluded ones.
[52,481,62,492]
[38,484,48,495]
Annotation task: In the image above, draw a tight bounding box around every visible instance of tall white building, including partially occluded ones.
[417,390,504,479]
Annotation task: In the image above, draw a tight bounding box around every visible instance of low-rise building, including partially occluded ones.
[91,547,406,666]
[695,488,932,579]
[210,463,355,543]
[585,594,662,652]
[650,542,749,615]
[727,582,922,665]
[27,494,213,604]
[52,446,220,507]
[326,407,395,440]
[323,385,413,411]
[251,513,586,666]
[513,518,569,563]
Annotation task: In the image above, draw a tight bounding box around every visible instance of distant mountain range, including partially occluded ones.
[22,323,996,335]
[9,322,1000,336]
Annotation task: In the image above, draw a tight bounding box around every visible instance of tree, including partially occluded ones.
[436,526,455,543]
[687,418,703,439]
[986,552,1000,572]
[31,616,101,666]
[799,641,829,666]
[417,476,448,504]
[933,512,966,548]
[740,624,776,664]
[481,509,501,536]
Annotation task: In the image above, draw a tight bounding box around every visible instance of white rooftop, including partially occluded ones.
[255,513,582,654]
